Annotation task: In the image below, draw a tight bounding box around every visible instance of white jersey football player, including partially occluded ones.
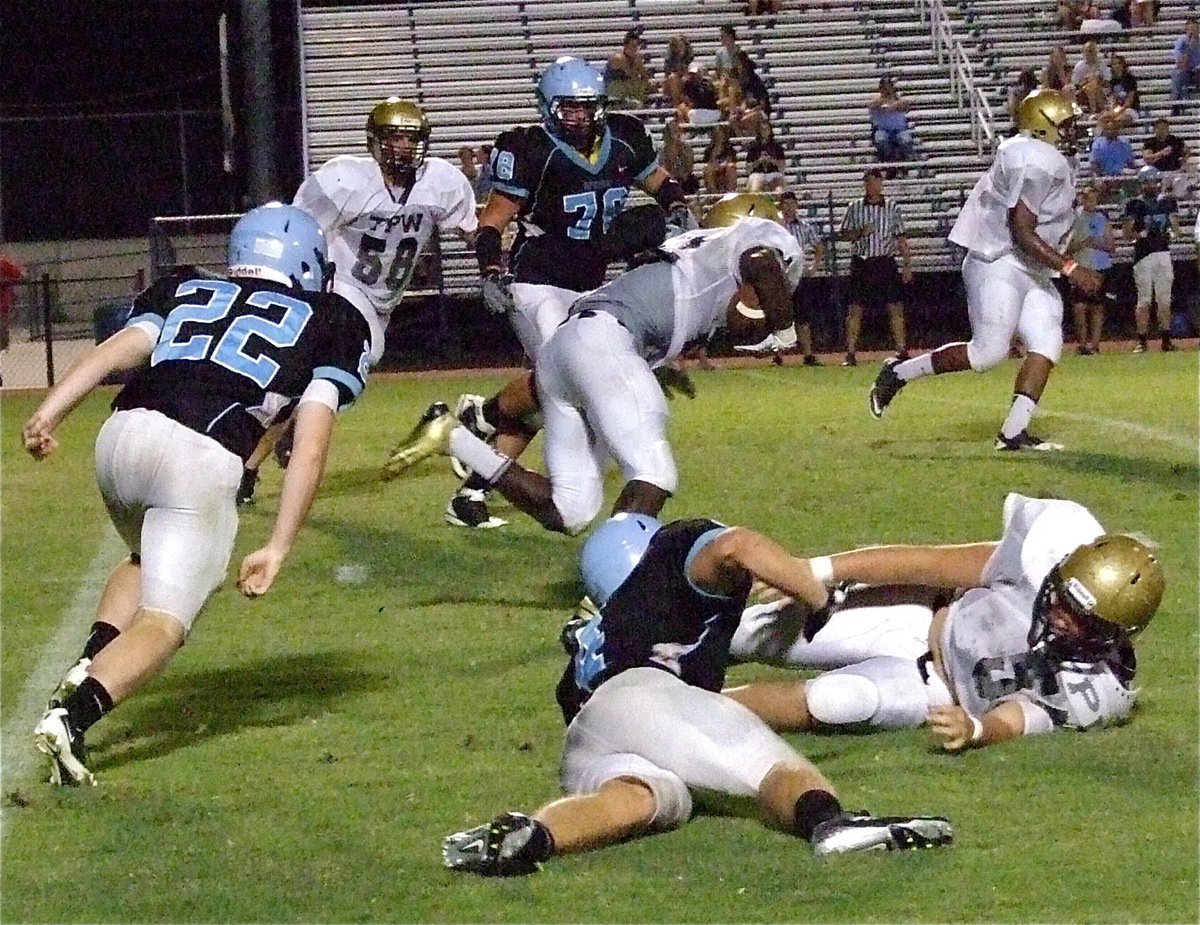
[383,193,802,535]
[724,493,1165,753]
[867,89,1104,452]
[294,97,479,364]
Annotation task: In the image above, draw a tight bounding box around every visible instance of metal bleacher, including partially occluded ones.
[299,0,1194,298]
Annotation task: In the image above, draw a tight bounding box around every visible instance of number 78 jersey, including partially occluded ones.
[293,155,478,328]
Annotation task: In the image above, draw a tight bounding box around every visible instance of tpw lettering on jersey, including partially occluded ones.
[367,212,424,234]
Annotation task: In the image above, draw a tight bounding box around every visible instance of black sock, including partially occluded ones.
[62,677,115,735]
[793,789,843,841]
[82,621,121,660]
[463,472,490,493]
[526,819,556,861]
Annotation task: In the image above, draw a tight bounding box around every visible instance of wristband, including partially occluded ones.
[1061,258,1078,278]
[810,555,835,588]
[968,714,984,745]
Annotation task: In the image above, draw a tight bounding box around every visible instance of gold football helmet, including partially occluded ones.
[367,98,431,182]
[1015,89,1082,155]
[1030,534,1164,658]
[701,193,782,229]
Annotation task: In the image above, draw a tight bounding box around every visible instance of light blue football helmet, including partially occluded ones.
[535,56,608,149]
[228,202,329,293]
[580,512,662,608]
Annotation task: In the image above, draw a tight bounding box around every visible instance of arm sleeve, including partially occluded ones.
[489,129,536,201]
[310,295,371,411]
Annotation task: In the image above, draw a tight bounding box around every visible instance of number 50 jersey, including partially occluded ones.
[112,269,372,463]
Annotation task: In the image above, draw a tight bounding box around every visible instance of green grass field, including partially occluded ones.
[2,350,1197,923]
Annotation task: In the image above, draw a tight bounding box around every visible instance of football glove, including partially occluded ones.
[653,364,697,400]
[734,323,798,356]
[480,270,515,314]
[664,202,698,238]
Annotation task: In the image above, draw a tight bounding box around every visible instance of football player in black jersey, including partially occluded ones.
[25,203,371,786]
[440,55,693,529]
[441,514,953,875]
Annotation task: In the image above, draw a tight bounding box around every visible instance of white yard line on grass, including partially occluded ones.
[1,528,124,806]
[736,369,1196,453]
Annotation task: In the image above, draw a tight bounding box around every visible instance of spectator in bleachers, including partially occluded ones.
[1142,117,1190,199]
[1123,165,1181,353]
[1169,17,1200,115]
[703,123,740,193]
[867,76,915,174]
[720,72,769,137]
[677,63,722,125]
[458,144,481,189]
[1066,185,1115,355]
[779,191,825,366]
[1057,0,1101,31]
[476,145,494,199]
[1008,67,1040,129]
[1071,41,1110,114]
[1099,54,1140,131]
[1130,0,1160,28]
[1088,121,1137,191]
[714,23,741,78]
[746,0,783,14]
[1042,45,1075,103]
[606,26,655,109]
[733,51,772,122]
[661,118,700,194]
[663,35,695,107]
[836,168,912,367]
[745,123,788,192]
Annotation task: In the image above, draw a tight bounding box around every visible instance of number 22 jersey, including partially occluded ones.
[112,269,371,463]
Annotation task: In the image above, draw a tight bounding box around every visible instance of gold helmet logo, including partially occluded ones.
[1015,89,1082,155]
[701,193,783,229]
[366,98,431,181]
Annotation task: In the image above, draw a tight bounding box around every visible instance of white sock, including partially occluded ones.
[1000,393,1037,439]
[894,352,934,381]
[448,427,511,482]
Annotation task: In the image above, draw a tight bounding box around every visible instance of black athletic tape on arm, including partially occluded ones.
[653,178,687,209]
[476,225,503,273]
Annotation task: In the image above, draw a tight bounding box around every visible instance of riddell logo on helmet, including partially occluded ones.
[1063,577,1097,613]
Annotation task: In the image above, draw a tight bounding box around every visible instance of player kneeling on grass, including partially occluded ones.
[385,193,804,536]
[441,514,953,876]
[23,204,371,786]
[724,494,1164,751]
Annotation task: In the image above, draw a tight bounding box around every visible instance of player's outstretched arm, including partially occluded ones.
[238,400,335,597]
[22,327,153,460]
[689,526,829,611]
[823,542,997,590]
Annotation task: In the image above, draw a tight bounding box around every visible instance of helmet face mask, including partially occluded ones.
[1016,89,1083,156]
[536,57,608,151]
[228,203,330,293]
[367,98,431,185]
[1028,534,1164,660]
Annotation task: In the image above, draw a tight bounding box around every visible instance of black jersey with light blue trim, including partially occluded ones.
[490,112,659,291]
[556,518,752,724]
[112,269,371,462]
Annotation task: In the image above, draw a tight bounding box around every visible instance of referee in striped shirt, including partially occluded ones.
[836,169,912,366]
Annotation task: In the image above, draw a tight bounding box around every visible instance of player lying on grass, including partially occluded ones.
[724,493,1164,751]
[442,514,953,877]
[22,204,370,786]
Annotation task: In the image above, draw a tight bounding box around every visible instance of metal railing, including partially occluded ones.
[916,0,996,155]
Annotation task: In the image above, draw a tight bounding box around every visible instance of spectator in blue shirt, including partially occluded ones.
[868,76,915,174]
[1088,122,1136,192]
[1067,185,1115,355]
[1170,17,1200,113]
